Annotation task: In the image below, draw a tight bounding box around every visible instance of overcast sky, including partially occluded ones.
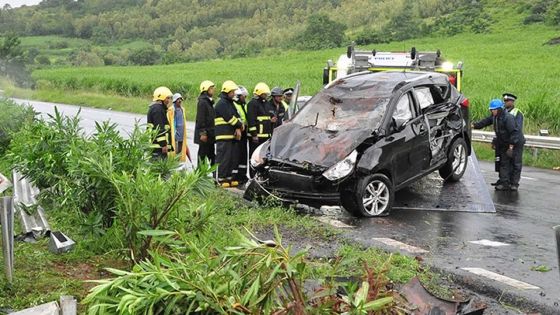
[1,0,41,8]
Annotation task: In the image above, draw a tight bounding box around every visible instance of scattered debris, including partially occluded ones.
[530,265,551,272]
[401,277,486,315]
[8,296,77,315]
[12,171,51,240]
[48,231,76,254]
[0,172,11,194]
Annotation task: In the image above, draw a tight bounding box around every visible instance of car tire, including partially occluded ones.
[341,174,394,217]
[439,137,468,182]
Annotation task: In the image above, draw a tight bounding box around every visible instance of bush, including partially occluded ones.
[0,98,35,155]
[296,14,347,50]
[84,228,396,314]
[35,55,51,65]
[128,46,160,65]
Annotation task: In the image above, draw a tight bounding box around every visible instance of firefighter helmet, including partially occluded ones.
[235,86,249,96]
[153,86,173,102]
[253,82,271,96]
[221,80,239,93]
[200,80,215,93]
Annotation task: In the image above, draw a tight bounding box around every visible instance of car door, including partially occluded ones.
[384,91,429,185]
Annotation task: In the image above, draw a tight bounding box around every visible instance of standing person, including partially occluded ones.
[233,86,250,184]
[195,80,216,166]
[283,87,294,120]
[147,86,173,159]
[247,82,272,171]
[473,99,523,191]
[268,86,287,130]
[503,93,525,190]
[214,80,243,188]
[167,93,191,162]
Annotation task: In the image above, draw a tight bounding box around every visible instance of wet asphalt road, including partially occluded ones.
[14,98,560,313]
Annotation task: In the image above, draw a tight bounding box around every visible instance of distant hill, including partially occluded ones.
[0,0,559,66]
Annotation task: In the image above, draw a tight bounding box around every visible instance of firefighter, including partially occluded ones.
[473,99,523,191]
[167,93,191,162]
[233,86,250,184]
[503,93,525,190]
[195,80,216,166]
[247,82,272,176]
[214,80,243,188]
[147,86,173,159]
[268,87,287,130]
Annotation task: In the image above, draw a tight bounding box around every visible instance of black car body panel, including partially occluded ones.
[245,71,471,210]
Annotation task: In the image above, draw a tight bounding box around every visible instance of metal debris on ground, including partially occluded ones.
[1,197,14,283]
[12,171,51,241]
[48,231,75,254]
[401,277,486,315]
[0,172,11,194]
[8,296,77,315]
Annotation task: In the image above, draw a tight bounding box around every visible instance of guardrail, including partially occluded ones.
[472,130,560,150]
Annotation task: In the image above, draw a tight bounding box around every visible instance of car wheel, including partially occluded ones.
[439,137,468,182]
[341,174,394,217]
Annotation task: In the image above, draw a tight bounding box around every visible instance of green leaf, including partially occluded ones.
[363,297,393,311]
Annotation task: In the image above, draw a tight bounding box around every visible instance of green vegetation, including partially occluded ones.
[0,103,441,312]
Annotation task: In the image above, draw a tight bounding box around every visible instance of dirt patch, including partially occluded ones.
[545,37,560,45]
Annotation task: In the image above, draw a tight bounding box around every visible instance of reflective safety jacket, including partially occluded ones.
[214,92,243,141]
[234,100,248,132]
[247,96,272,139]
[147,101,171,153]
[167,105,190,162]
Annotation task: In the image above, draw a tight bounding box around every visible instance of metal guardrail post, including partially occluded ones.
[1,197,14,283]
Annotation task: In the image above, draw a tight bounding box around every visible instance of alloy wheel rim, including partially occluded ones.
[452,144,467,176]
[362,180,389,216]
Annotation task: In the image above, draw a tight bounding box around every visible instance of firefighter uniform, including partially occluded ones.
[233,86,249,184]
[147,86,173,159]
[214,81,243,187]
[195,81,216,165]
[503,93,525,190]
[473,99,524,190]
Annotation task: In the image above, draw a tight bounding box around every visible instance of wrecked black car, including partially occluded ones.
[244,71,471,217]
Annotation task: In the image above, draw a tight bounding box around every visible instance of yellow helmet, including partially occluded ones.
[253,82,271,96]
[221,80,239,93]
[200,80,215,93]
[153,86,173,102]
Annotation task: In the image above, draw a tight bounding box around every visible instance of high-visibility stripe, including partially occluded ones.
[249,127,257,132]
[216,135,235,140]
[156,136,167,142]
[149,144,161,148]
[228,117,239,125]
[257,134,270,138]
[215,117,227,125]
[257,116,270,121]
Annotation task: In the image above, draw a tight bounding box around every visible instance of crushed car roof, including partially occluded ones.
[329,70,450,90]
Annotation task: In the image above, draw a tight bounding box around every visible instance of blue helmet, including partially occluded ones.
[488,99,504,110]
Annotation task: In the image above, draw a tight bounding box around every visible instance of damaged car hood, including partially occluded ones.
[269,123,373,169]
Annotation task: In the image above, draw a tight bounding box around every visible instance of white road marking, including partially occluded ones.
[469,239,510,247]
[316,217,354,228]
[372,238,428,254]
[521,176,536,181]
[461,268,540,290]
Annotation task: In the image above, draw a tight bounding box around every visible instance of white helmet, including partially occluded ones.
[235,86,249,96]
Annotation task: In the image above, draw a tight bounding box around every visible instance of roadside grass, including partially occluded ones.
[0,188,442,311]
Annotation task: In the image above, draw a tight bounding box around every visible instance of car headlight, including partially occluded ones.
[322,150,358,181]
[250,142,267,168]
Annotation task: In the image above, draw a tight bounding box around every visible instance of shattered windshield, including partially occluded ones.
[291,75,393,131]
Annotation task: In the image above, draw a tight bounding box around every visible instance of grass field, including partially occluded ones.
[27,11,560,135]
